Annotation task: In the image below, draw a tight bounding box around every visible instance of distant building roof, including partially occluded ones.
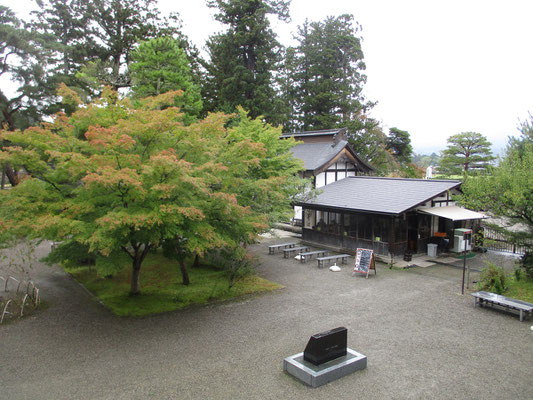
[297,176,461,215]
[280,128,345,139]
[290,140,374,173]
[291,140,346,171]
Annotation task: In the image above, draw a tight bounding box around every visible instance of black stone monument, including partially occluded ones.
[303,327,347,365]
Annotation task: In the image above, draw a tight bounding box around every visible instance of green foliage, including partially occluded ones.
[460,130,533,253]
[347,120,395,175]
[513,266,523,282]
[0,6,50,135]
[67,251,281,317]
[26,0,187,115]
[203,0,290,125]
[130,37,202,123]
[477,263,506,294]
[439,132,495,176]
[42,241,96,268]
[0,89,304,295]
[521,251,533,280]
[204,247,256,289]
[386,127,413,165]
[504,271,533,303]
[227,107,304,223]
[412,152,441,169]
[283,14,373,132]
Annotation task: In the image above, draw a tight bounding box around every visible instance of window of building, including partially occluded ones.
[304,209,316,229]
[357,213,372,240]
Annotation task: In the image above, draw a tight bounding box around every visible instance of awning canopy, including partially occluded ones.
[419,205,487,221]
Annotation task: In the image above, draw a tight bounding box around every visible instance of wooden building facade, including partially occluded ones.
[297,177,485,257]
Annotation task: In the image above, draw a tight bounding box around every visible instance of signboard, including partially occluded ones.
[353,248,375,278]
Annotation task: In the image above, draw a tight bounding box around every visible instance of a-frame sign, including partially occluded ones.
[352,248,376,278]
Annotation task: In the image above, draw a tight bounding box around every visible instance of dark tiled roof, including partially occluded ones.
[298,176,461,215]
[290,140,350,171]
[280,128,343,139]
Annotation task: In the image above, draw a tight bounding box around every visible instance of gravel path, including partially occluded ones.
[1,237,532,400]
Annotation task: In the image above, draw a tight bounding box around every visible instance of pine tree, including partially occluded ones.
[439,132,495,176]
[130,37,202,123]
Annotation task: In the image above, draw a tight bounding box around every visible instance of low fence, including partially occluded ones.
[481,226,532,255]
[0,276,41,324]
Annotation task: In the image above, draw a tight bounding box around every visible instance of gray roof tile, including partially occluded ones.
[290,140,350,171]
[298,176,461,215]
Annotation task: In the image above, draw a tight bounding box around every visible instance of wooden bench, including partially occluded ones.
[471,291,533,322]
[316,254,350,268]
[268,242,297,255]
[283,246,311,258]
[299,250,329,263]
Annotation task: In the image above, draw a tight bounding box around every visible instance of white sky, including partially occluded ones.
[5,0,533,154]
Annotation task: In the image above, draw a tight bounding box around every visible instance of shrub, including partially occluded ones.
[41,241,96,268]
[514,267,523,282]
[478,263,506,294]
[521,251,533,280]
[205,248,256,289]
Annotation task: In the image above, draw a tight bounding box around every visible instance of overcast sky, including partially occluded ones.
[6,0,533,154]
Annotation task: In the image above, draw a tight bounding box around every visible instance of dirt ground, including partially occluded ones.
[0,237,532,400]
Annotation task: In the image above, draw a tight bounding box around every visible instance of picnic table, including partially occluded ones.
[283,246,311,258]
[471,291,533,322]
[268,242,297,255]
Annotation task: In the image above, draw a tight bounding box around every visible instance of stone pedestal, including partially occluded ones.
[283,348,367,388]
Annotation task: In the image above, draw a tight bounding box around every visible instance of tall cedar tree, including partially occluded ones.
[0,88,303,294]
[284,14,372,131]
[439,132,495,176]
[280,15,399,175]
[203,0,290,125]
[129,37,203,123]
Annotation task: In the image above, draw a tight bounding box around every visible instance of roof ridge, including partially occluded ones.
[347,176,461,184]
[281,128,344,136]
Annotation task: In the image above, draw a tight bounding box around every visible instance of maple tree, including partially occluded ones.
[0,88,303,294]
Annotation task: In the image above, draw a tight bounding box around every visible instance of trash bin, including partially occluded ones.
[427,243,437,257]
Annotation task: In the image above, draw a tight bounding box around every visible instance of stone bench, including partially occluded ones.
[316,254,350,268]
[471,291,533,322]
[283,246,311,258]
[268,242,297,255]
[299,250,329,263]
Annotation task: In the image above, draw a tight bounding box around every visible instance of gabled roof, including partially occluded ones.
[290,140,374,173]
[280,128,344,139]
[297,176,462,215]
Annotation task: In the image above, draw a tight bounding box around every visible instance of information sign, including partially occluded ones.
[353,248,376,278]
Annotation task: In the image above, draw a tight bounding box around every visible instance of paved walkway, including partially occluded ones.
[1,238,532,400]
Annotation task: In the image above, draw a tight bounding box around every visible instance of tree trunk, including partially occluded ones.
[3,164,18,186]
[130,256,142,295]
[193,253,200,268]
[1,168,5,189]
[179,259,190,286]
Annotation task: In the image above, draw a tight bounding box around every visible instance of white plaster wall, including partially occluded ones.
[316,172,326,188]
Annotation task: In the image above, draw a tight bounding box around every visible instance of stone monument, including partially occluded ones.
[283,327,367,387]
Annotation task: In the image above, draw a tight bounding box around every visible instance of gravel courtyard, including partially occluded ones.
[1,237,532,400]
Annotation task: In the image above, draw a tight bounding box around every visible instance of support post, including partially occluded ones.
[461,246,466,295]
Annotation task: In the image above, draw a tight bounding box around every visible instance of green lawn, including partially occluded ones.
[67,252,282,317]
